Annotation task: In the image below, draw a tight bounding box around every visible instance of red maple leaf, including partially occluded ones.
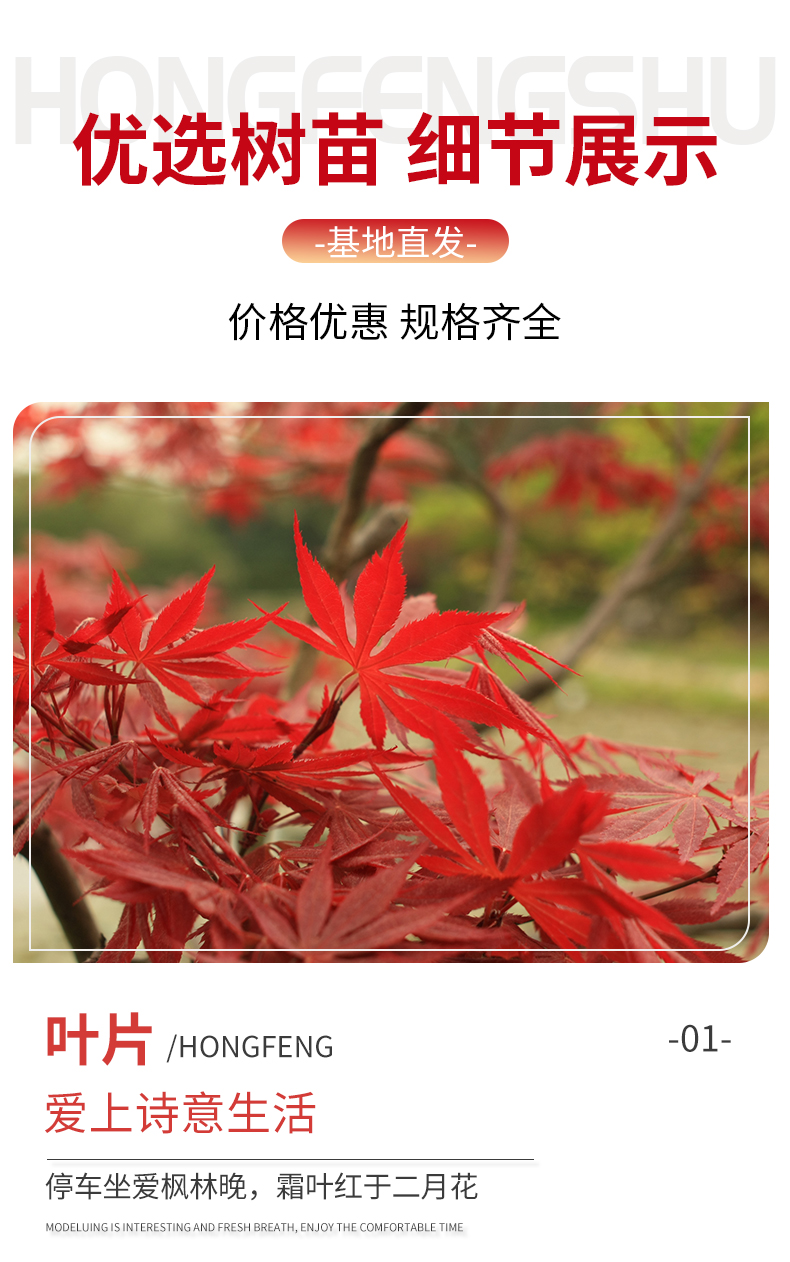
[378,744,701,954]
[585,761,744,860]
[14,571,139,725]
[262,517,556,750]
[104,569,276,705]
[209,738,419,818]
[378,745,609,883]
[246,842,471,959]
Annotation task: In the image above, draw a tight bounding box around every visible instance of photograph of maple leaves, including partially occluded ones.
[13,404,768,963]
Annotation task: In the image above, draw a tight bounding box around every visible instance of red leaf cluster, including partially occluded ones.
[14,518,767,962]
[17,406,445,524]
[486,429,673,510]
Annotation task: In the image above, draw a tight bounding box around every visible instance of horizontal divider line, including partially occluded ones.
[48,1157,535,1163]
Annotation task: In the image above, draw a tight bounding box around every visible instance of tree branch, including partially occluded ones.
[456,471,519,609]
[473,479,519,609]
[518,416,744,702]
[424,428,519,610]
[640,863,720,902]
[21,823,104,961]
[322,403,430,581]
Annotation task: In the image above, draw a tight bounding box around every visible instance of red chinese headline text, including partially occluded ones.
[74,111,718,187]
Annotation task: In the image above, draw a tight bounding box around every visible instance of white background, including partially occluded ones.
[3,3,786,1258]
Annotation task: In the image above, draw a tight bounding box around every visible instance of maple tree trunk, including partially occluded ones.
[518,416,744,702]
[21,824,104,961]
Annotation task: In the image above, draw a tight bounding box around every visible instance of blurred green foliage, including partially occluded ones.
[406,408,766,633]
[15,479,335,611]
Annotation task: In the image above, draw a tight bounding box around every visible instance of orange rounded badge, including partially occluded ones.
[282,219,508,264]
